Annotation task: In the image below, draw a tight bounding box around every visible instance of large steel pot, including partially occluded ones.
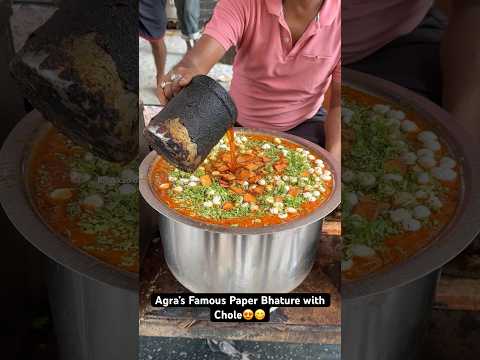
[139,128,341,293]
[0,111,138,360]
[342,69,480,360]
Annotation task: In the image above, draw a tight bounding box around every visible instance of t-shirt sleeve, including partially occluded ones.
[203,0,248,50]
[332,60,341,83]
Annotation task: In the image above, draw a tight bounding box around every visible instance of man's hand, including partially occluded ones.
[157,66,198,105]
[155,35,227,105]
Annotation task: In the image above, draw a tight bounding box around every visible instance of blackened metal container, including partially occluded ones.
[9,0,139,164]
[144,75,237,172]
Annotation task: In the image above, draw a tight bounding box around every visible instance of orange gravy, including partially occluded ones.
[226,128,237,170]
[28,128,139,273]
[342,86,461,281]
[150,132,334,228]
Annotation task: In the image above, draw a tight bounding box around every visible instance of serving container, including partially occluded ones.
[145,75,237,172]
[0,111,138,360]
[139,128,341,293]
[342,69,480,360]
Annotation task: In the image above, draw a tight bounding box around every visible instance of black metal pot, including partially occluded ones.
[144,75,237,172]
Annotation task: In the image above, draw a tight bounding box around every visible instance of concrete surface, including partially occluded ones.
[139,337,340,360]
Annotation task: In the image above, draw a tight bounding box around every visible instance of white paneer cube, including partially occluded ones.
[384,173,403,182]
[390,208,411,223]
[417,172,431,184]
[388,110,406,120]
[431,167,457,182]
[351,244,376,257]
[373,104,390,114]
[342,169,355,183]
[82,194,104,208]
[439,157,456,169]
[424,139,441,152]
[401,152,417,165]
[428,195,443,210]
[418,155,437,169]
[400,120,418,133]
[402,218,421,232]
[344,192,358,207]
[417,148,434,158]
[417,131,438,143]
[49,188,73,201]
[119,184,137,194]
[413,205,431,220]
[358,172,376,187]
[70,171,91,184]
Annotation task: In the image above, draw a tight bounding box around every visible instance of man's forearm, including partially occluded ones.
[442,0,480,140]
[175,34,226,75]
[325,81,341,163]
[325,106,341,162]
[157,35,227,102]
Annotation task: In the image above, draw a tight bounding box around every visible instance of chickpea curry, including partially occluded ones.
[149,130,334,228]
[342,87,461,280]
[27,127,139,273]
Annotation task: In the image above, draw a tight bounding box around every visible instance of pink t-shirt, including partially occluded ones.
[204,0,341,131]
[342,0,433,64]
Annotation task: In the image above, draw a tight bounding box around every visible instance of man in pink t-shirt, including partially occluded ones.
[343,0,480,141]
[157,0,341,161]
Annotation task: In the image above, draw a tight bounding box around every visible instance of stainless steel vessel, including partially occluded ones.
[139,128,341,293]
[342,69,480,360]
[0,111,138,360]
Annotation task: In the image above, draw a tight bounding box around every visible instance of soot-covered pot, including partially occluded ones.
[144,75,237,172]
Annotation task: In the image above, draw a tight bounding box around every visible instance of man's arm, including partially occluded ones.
[324,78,341,164]
[157,35,226,104]
[441,0,480,140]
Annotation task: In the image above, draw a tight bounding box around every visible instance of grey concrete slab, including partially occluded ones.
[140,337,340,360]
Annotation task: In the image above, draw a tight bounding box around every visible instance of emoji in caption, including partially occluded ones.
[243,309,254,321]
[254,309,266,321]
